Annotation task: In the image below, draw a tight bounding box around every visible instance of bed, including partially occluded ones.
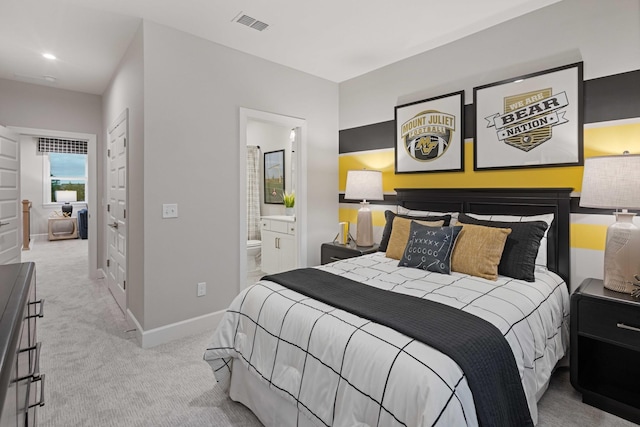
[204,188,572,427]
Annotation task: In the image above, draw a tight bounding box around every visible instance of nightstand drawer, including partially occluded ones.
[579,298,640,351]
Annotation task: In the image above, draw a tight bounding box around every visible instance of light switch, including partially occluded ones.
[162,203,178,218]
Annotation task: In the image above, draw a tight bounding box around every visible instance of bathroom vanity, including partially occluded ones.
[260,216,297,274]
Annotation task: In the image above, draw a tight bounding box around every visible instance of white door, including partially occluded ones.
[0,126,21,264]
[106,111,128,313]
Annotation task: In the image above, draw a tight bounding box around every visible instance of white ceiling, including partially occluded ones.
[0,0,561,95]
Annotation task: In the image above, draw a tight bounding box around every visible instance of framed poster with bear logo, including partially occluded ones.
[473,62,583,171]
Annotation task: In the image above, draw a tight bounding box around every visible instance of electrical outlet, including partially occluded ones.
[162,203,178,218]
[197,282,206,297]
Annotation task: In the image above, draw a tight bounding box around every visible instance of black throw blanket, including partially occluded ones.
[262,268,533,427]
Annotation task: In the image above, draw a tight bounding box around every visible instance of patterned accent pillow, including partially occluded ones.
[458,213,548,282]
[385,217,445,260]
[451,223,511,281]
[379,210,452,252]
[398,222,462,274]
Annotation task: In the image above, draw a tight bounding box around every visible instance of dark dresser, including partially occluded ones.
[0,263,44,427]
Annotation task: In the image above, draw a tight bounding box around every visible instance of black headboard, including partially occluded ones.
[395,188,572,286]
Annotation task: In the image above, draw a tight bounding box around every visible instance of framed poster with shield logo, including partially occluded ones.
[395,91,465,173]
[473,62,583,171]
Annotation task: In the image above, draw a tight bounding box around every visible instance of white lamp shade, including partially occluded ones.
[580,154,640,210]
[55,190,77,203]
[344,170,383,201]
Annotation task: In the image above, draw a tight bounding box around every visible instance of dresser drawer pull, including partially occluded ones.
[616,322,640,333]
[17,342,41,381]
[27,299,44,318]
[28,374,45,408]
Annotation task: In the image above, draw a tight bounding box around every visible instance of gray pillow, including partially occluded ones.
[398,222,462,274]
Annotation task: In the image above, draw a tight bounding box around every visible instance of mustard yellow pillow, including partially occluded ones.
[385,217,445,260]
[451,223,511,280]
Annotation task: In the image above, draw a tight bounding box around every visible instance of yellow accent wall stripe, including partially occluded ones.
[584,121,640,157]
[570,223,608,250]
[339,143,584,193]
[338,120,637,254]
[339,121,640,193]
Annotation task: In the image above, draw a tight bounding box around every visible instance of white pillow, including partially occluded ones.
[397,206,460,225]
[464,213,554,267]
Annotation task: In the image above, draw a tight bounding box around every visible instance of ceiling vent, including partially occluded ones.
[234,13,269,31]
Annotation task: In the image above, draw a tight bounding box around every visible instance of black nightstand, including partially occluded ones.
[570,278,640,424]
[320,242,379,265]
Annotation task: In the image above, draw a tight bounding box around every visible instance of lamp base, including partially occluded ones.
[603,212,640,294]
[355,201,374,247]
[61,203,73,217]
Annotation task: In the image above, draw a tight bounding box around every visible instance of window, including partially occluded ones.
[39,138,88,204]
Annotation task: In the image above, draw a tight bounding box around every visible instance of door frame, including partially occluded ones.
[239,108,307,293]
[0,125,21,264]
[9,126,98,278]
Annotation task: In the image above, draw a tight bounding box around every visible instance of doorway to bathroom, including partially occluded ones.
[239,108,307,292]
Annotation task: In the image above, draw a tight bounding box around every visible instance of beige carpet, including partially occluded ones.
[23,239,261,427]
[22,239,636,426]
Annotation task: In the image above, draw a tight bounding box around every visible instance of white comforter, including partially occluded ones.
[204,252,570,426]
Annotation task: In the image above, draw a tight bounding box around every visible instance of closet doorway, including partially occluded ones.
[239,108,307,293]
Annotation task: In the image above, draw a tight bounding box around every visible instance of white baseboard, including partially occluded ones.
[126,308,226,348]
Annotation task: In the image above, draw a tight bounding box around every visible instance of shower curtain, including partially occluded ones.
[247,146,261,240]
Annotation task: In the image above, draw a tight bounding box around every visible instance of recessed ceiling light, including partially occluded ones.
[42,53,57,60]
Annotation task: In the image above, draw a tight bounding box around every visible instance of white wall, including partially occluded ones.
[339,0,640,129]
[103,21,338,336]
[247,120,293,217]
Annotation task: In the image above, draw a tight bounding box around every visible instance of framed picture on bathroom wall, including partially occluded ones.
[264,149,285,204]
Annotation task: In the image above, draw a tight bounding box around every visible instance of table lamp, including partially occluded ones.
[344,170,383,247]
[55,190,77,217]
[579,153,640,294]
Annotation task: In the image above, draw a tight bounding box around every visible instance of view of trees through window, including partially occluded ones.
[49,152,87,202]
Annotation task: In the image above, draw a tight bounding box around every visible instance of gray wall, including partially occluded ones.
[339,0,640,130]
[104,21,338,331]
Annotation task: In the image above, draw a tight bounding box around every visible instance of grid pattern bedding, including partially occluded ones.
[204,252,570,426]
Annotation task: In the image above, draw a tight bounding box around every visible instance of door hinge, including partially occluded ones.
[124,138,127,147]
[107,148,111,157]
[124,209,126,219]
[107,259,110,267]
[107,204,110,212]
[123,280,126,290]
